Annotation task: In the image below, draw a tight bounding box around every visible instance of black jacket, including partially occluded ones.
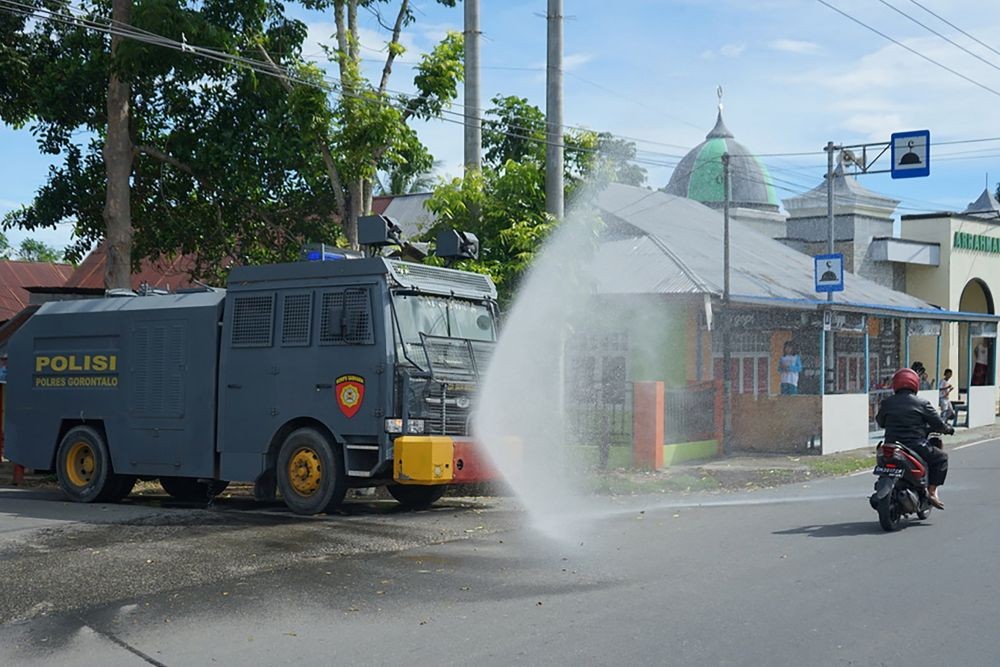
[876,390,951,445]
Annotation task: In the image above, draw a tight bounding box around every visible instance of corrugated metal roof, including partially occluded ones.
[963,188,1000,218]
[63,243,203,291]
[784,163,900,213]
[0,260,74,321]
[594,184,935,312]
[379,192,438,240]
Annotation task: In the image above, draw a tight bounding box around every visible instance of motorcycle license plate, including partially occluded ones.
[874,465,904,477]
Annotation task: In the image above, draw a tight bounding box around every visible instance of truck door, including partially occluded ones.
[217,291,278,478]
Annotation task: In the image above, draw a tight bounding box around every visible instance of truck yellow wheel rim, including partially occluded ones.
[288,447,322,497]
[65,441,96,488]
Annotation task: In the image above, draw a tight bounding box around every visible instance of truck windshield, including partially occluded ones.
[392,294,495,353]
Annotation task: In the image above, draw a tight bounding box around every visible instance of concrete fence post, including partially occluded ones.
[713,378,725,456]
[632,381,664,470]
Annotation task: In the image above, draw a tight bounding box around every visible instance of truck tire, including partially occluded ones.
[159,477,230,502]
[56,426,115,503]
[387,484,447,510]
[276,428,347,515]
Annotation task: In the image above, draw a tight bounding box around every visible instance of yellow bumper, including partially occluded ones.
[393,436,454,485]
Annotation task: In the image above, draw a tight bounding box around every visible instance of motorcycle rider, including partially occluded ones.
[876,368,954,509]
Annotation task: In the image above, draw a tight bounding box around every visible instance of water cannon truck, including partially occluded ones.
[4,221,499,514]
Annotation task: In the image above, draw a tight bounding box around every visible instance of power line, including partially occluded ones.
[5,0,1000,210]
[815,0,1000,99]
[875,0,1000,74]
[905,0,1000,60]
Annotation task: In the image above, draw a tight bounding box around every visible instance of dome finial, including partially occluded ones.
[707,86,733,139]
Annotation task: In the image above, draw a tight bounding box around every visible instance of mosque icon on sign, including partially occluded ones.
[899,140,922,166]
[820,261,839,282]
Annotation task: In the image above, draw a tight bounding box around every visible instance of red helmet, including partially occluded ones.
[891,368,920,393]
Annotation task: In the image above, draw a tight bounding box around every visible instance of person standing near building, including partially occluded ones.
[972,340,990,385]
[939,368,955,425]
[778,341,802,395]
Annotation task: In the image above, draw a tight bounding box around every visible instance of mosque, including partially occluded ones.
[663,105,1000,395]
[582,104,1000,457]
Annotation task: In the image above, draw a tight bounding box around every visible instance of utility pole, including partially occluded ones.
[545,0,564,219]
[825,141,836,301]
[824,141,837,394]
[721,153,732,453]
[463,0,481,173]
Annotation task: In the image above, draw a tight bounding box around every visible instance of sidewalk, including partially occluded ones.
[669,416,1000,492]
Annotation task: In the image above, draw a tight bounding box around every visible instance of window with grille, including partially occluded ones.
[713,353,771,397]
[281,293,313,346]
[231,294,275,347]
[319,288,374,345]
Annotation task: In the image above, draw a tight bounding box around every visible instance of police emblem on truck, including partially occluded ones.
[335,374,365,418]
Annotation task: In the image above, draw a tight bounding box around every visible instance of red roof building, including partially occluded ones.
[62,243,203,292]
[0,260,75,322]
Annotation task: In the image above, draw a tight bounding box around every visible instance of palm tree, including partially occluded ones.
[376,160,443,196]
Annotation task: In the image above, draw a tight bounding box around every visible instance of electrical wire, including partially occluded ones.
[3,0,1000,217]
[815,0,1000,99]
[875,0,1000,74]
[905,0,1000,60]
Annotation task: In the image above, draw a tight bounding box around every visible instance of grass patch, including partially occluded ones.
[587,471,721,496]
[803,452,875,476]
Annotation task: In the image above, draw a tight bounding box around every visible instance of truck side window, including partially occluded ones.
[280,293,313,347]
[231,294,275,348]
[319,288,374,346]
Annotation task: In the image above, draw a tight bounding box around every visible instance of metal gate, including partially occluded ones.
[564,332,630,467]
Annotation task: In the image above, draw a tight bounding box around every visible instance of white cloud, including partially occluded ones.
[768,39,821,55]
[563,52,594,72]
[701,43,746,60]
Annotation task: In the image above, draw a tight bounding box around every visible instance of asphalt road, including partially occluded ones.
[2,438,999,666]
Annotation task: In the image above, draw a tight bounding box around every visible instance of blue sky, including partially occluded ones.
[4,0,1000,253]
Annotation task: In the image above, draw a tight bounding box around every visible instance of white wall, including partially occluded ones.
[967,385,997,428]
[917,389,939,408]
[821,393,870,455]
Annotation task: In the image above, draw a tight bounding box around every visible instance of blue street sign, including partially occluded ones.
[890,130,930,179]
[815,253,844,293]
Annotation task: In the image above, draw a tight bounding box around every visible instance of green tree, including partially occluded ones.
[2,0,464,282]
[275,0,463,248]
[376,159,443,195]
[1,0,343,285]
[16,238,61,262]
[425,95,645,303]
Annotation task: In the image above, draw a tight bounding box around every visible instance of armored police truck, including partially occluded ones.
[4,255,498,514]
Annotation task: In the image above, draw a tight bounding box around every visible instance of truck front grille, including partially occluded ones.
[423,382,472,436]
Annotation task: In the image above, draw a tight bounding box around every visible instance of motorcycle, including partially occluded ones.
[869,434,945,532]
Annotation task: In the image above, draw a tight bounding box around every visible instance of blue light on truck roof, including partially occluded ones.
[305,250,349,262]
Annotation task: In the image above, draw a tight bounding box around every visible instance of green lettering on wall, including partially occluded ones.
[953,231,1000,254]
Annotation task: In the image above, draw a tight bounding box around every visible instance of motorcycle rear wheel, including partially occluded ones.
[877,495,902,531]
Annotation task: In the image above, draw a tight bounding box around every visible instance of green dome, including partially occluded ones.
[664,112,779,210]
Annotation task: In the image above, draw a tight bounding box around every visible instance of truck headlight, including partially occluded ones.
[385,418,403,434]
[406,419,425,434]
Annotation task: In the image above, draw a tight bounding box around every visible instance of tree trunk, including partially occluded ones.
[103,0,133,290]
[345,179,362,249]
